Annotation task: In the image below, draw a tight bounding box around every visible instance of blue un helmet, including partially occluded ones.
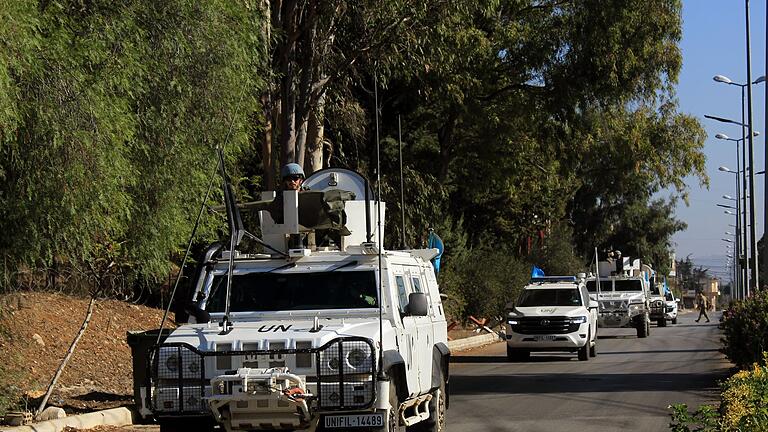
[281,163,305,179]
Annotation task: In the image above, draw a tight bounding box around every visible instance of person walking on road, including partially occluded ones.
[695,291,710,323]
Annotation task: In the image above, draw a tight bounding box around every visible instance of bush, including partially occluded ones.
[440,245,528,321]
[719,358,768,431]
[721,291,768,368]
[669,355,768,432]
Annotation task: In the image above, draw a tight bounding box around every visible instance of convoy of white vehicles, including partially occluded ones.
[127,163,679,432]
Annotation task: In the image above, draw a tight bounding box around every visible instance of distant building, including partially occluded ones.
[682,276,720,310]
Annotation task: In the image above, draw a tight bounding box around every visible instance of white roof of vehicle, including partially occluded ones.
[523,281,581,290]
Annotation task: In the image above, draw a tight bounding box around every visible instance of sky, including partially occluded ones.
[672,0,768,279]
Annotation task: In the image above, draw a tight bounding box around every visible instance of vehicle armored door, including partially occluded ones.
[391,267,420,396]
[406,266,432,393]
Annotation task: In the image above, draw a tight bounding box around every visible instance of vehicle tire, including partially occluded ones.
[672,317,678,325]
[589,341,597,357]
[637,317,649,338]
[385,380,406,432]
[578,342,588,361]
[657,319,666,327]
[506,346,530,362]
[409,375,446,432]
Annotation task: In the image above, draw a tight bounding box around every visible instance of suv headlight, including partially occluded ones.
[166,354,179,372]
[569,316,588,324]
[507,319,520,325]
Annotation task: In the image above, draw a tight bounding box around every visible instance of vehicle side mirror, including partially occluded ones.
[185,302,211,324]
[589,300,599,309]
[407,292,429,317]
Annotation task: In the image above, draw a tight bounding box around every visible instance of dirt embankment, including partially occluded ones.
[0,292,169,415]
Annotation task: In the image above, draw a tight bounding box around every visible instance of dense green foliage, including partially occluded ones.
[0,0,263,293]
[721,291,768,368]
[0,1,706,319]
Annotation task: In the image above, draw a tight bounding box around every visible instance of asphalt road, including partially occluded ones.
[446,310,732,432]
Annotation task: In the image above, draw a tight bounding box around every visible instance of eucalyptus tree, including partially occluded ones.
[0,0,263,291]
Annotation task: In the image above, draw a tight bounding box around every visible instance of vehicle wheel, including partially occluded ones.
[578,343,588,361]
[658,319,667,327]
[385,380,406,432]
[506,346,530,362]
[589,341,597,357]
[637,317,649,338]
[409,375,446,432]
[672,317,678,324]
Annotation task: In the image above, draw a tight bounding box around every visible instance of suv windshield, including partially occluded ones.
[614,279,642,291]
[586,280,612,293]
[205,270,378,312]
[517,289,582,307]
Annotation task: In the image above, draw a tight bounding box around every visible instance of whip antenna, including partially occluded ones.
[375,75,385,378]
[398,115,407,249]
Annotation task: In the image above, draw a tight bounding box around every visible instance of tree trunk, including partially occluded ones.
[295,0,318,169]
[35,294,98,417]
[261,0,275,190]
[261,93,274,190]
[278,0,298,165]
[306,90,326,175]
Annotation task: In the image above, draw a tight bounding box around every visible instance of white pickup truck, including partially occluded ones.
[505,275,598,361]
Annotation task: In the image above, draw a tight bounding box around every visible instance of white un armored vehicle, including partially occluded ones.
[586,253,652,338]
[505,275,598,361]
[129,167,449,432]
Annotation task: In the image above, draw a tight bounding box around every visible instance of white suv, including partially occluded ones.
[664,291,679,324]
[505,276,598,361]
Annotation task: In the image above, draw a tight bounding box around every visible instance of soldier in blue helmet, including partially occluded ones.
[280,163,306,191]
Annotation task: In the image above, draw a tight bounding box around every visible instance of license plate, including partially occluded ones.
[324,414,384,428]
[535,335,556,341]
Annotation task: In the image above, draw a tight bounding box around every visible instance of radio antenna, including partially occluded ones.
[375,75,385,379]
[398,115,407,249]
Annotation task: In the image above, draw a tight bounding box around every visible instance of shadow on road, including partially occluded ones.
[598,348,722,355]
[449,371,730,395]
[597,335,636,340]
[452,354,573,364]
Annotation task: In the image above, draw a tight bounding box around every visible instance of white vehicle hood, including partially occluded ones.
[512,306,585,317]
[164,317,387,351]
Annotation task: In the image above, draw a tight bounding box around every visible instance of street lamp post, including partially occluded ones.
[708,113,760,292]
[713,61,765,292]
[717,126,756,298]
[719,164,748,298]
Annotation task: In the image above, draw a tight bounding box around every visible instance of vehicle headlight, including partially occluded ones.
[327,357,340,371]
[166,354,179,373]
[569,316,588,324]
[347,348,371,370]
[507,319,520,325]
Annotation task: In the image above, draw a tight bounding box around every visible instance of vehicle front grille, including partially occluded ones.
[147,337,376,415]
[510,317,579,334]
